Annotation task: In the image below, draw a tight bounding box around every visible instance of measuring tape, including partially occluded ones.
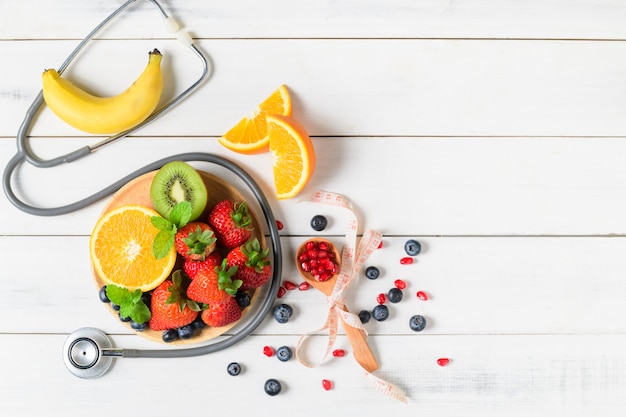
[296,190,408,403]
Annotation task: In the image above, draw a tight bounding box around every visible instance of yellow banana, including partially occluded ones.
[42,49,163,134]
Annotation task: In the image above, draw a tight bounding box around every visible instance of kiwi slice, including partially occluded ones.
[150,161,208,221]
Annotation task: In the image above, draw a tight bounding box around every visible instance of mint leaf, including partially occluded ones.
[153,229,175,260]
[119,303,135,320]
[106,285,151,324]
[170,201,192,228]
[106,285,132,306]
[131,302,151,324]
[151,215,175,232]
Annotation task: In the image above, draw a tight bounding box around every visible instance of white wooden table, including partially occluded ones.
[2,1,626,415]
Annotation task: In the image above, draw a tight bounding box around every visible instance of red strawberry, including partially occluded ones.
[208,200,254,249]
[183,252,222,279]
[187,259,242,304]
[201,296,242,327]
[175,222,217,261]
[226,238,272,290]
[148,272,200,331]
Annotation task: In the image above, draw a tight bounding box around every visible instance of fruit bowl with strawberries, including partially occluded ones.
[89,161,274,345]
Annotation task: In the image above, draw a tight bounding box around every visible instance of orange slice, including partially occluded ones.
[89,205,176,292]
[268,114,316,199]
[219,85,292,154]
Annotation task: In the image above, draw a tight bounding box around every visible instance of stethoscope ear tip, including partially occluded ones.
[63,327,114,379]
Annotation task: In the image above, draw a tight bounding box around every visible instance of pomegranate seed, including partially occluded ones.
[276,220,284,230]
[416,291,428,301]
[277,286,286,298]
[318,241,329,251]
[305,241,315,251]
[319,272,331,282]
[437,358,450,367]
[318,250,328,259]
[378,241,383,249]
[298,281,311,291]
[377,293,386,305]
[283,281,297,290]
[394,279,407,290]
[263,346,275,357]
[322,379,333,391]
[332,349,346,357]
[400,257,414,265]
[298,253,309,262]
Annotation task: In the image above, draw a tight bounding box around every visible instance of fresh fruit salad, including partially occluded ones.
[90,161,271,344]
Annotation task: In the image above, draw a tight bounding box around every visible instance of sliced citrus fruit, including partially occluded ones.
[219,85,292,154]
[89,205,176,292]
[268,114,316,199]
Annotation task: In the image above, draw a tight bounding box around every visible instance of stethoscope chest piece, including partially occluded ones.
[63,327,114,379]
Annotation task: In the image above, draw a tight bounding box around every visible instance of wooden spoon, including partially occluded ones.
[296,238,379,372]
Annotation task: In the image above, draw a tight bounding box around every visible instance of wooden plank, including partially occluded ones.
[2,0,626,40]
[2,39,626,138]
[1,333,624,415]
[3,137,626,236]
[1,235,624,335]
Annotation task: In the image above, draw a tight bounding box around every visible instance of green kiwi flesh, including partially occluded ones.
[150,161,208,221]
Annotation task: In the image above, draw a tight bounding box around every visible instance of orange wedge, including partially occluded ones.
[219,85,292,154]
[89,205,176,292]
[268,114,316,199]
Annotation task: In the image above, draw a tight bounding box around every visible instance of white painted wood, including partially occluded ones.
[4,137,626,236]
[2,0,626,40]
[1,235,625,335]
[1,333,625,416]
[1,1,626,416]
[3,39,626,138]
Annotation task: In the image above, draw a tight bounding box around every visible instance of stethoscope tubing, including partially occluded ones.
[3,0,211,216]
[4,0,284,370]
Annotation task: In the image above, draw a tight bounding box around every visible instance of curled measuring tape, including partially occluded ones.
[296,191,408,403]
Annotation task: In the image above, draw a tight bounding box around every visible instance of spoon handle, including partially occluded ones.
[340,308,379,373]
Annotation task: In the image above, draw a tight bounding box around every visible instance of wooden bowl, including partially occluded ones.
[92,170,265,345]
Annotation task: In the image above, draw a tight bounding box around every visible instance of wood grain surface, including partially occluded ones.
[1,1,625,416]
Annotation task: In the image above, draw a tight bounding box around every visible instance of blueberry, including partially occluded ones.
[99,286,110,303]
[140,292,152,306]
[358,309,371,324]
[227,362,242,376]
[273,303,293,324]
[276,346,293,362]
[110,303,121,311]
[404,239,422,256]
[162,329,179,343]
[236,290,251,308]
[264,378,282,396]
[192,315,206,330]
[118,312,131,322]
[409,314,427,332]
[388,288,403,303]
[365,266,380,280]
[372,305,389,321]
[177,324,195,339]
[310,215,328,231]
[130,320,148,332]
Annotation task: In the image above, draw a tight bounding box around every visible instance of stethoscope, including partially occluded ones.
[2,0,283,378]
